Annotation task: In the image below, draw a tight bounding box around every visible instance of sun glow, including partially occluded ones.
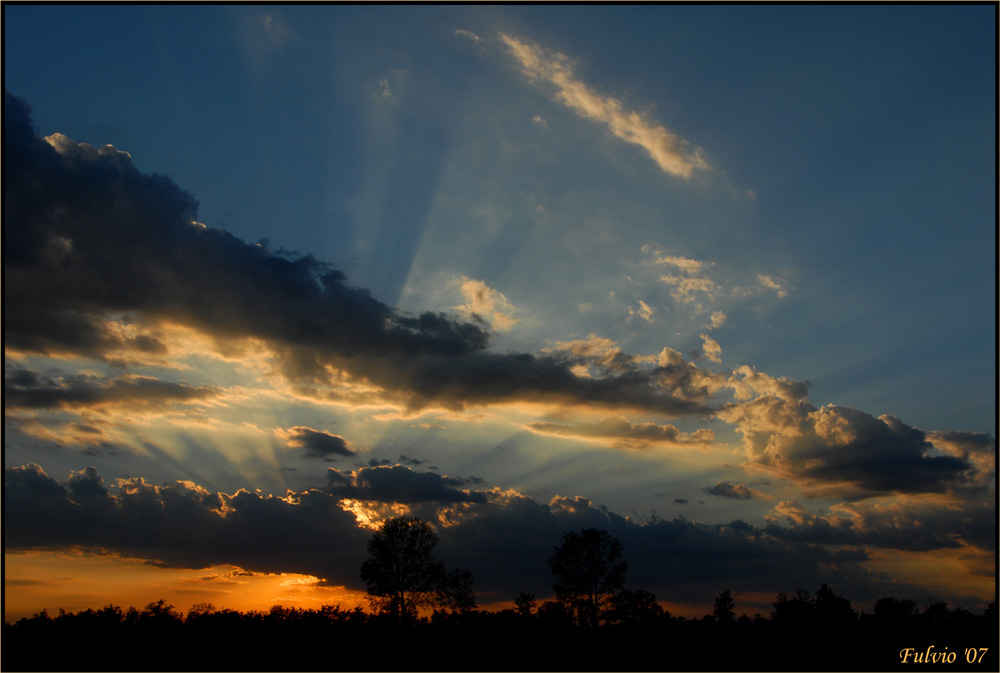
[3,551,367,623]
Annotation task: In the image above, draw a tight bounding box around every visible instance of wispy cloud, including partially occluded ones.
[500,33,708,179]
[756,274,791,299]
[243,13,293,61]
[454,28,483,47]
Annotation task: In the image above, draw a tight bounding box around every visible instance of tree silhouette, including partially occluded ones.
[713,589,735,624]
[359,516,446,621]
[514,592,537,617]
[607,588,664,625]
[548,527,628,627]
[814,584,855,627]
[437,568,477,616]
[771,588,814,626]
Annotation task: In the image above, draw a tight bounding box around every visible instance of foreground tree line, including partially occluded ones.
[4,518,997,671]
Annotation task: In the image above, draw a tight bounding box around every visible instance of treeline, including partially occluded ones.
[4,519,997,671]
[4,591,996,671]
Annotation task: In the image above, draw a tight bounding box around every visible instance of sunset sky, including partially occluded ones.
[4,4,995,621]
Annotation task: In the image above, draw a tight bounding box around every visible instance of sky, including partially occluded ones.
[3,4,996,621]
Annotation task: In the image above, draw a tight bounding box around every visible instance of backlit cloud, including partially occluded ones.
[4,367,219,411]
[719,380,975,497]
[706,311,727,330]
[703,481,760,500]
[280,427,355,460]
[453,277,520,332]
[700,334,722,363]
[756,274,791,299]
[765,497,996,555]
[3,93,714,419]
[500,33,708,179]
[326,465,487,505]
[660,274,718,305]
[5,463,935,607]
[527,415,714,449]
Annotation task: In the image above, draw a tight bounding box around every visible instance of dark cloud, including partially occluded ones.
[673,498,688,504]
[4,366,218,410]
[5,463,973,607]
[3,91,714,418]
[284,427,354,459]
[325,465,486,504]
[703,481,756,500]
[764,499,997,554]
[527,415,714,448]
[720,395,977,496]
[432,493,909,607]
[4,463,368,581]
[928,430,996,480]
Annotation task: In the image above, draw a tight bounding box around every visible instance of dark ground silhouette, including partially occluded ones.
[3,592,997,672]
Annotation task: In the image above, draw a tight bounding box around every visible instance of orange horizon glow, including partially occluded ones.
[3,551,367,624]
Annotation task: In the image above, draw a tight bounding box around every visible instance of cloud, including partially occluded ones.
[756,274,791,299]
[326,465,486,504]
[706,311,727,330]
[4,463,974,608]
[718,369,976,497]
[765,498,996,554]
[433,491,911,606]
[700,334,722,363]
[527,415,714,449]
[628,300,655,323]
[3,463,368,581]
[3,92,715,419]
[244,13,293,61]
[928,430,996,482]
[454,28,483,46]
[654,254,708,274]
[453,277,519,331]
[281,427,355,459]
[4,367,219,411]
[499,33,708,179]
[703,481,758,500]
[659,274,718,304]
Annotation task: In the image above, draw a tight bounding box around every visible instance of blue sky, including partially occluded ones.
[4,4,995,619]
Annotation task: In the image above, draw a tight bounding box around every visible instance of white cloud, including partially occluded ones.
[453,277,519,332]
[500,33,708,179]
[700,334,722,363]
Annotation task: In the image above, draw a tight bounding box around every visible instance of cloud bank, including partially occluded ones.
[3,91,714,419]
[5,463,946,606]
